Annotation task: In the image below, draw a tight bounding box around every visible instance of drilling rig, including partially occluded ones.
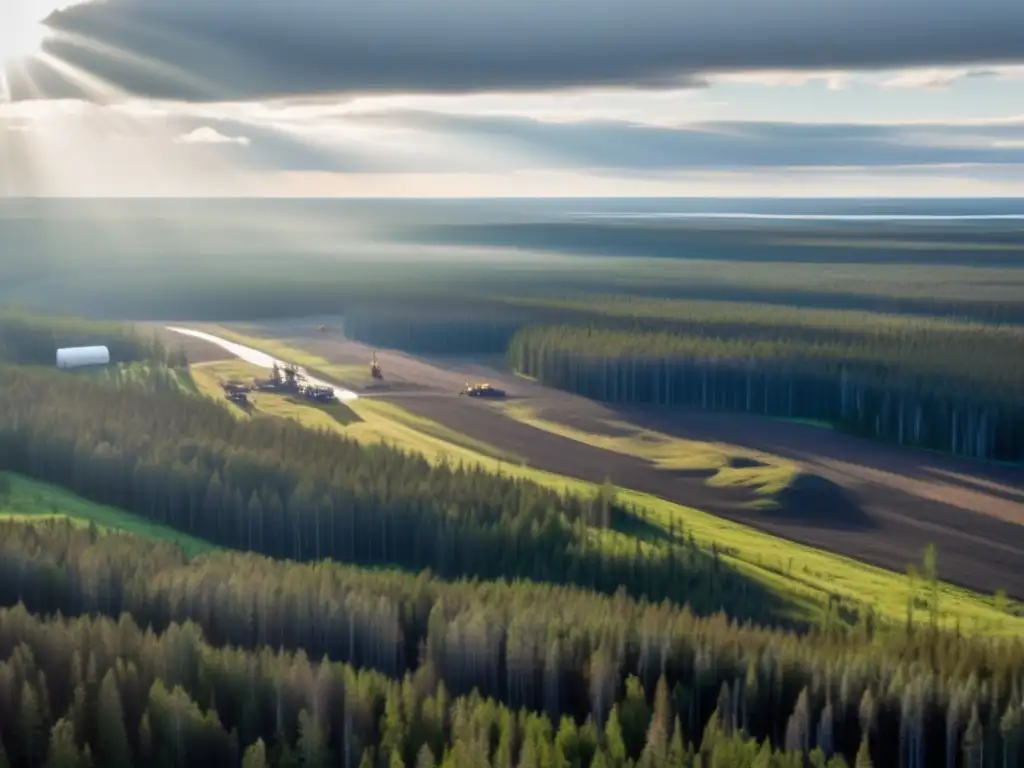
[370,352,384,381]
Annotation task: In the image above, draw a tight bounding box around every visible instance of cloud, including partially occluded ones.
[299,109,1024,172]
[707,70,853,90]
[4,0,1024,101]
[143,104,1024,177]
[175,126,250,146]
[879,66,1024,90]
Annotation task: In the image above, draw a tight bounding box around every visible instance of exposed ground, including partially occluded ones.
[182,319,1024,600]
[149,325,233,363]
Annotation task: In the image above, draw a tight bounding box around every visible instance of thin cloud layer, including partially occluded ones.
[6,0,1024,101]
[155,109,1024,174]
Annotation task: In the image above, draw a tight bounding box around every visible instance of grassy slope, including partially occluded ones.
[187,329,1024,636]
[191,359,517,462]
[0,473,214,560]
[80,361,198,393]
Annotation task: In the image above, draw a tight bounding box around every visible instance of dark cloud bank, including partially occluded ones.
[6,0,1024,101]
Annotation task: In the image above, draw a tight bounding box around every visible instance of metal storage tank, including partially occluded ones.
[56,346,111,370]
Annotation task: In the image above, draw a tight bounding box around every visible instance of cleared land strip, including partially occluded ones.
[174,322,1024,600]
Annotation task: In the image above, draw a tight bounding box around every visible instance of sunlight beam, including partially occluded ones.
[45,28,220,101]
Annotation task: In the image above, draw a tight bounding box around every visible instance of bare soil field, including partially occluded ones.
[218,319,1024,598]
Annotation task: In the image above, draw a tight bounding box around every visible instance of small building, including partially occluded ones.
[56,346,111,370]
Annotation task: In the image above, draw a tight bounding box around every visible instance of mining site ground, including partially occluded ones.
[164,318,1024,601]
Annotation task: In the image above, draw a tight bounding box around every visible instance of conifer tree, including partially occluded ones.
[855,735,873,767]
[242,739,268,768]
[96,670,132,768]
[19,680,44,768]
[45,718,84,768]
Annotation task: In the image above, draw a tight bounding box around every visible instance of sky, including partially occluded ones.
[2,0,1024,197]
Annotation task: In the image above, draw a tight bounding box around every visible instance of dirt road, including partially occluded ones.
[198,319,1024,598]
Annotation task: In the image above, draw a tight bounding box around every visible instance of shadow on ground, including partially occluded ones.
[769,475,875,530]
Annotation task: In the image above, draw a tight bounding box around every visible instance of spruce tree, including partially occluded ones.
[855,735,873,767]
[45,718,84,768]
[96,671,132,768]
[242,739,268,768]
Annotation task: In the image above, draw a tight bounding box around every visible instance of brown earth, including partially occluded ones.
[194,319,1024,598]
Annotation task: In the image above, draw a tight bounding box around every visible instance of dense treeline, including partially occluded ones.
[508,323,1024,463]
[403,220,1024,268]
[0,367,780,622]
[3,520,1024,767]
[0,312,170,367]
[0,605,846,768]
[510,297,1024,392]
[0,520,819,713]
[338,293,1024,460]
[7,199,1024,324]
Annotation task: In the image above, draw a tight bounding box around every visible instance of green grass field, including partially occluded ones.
[183,328,1024,636]
[191,359,516,462]
[0,473,215,560]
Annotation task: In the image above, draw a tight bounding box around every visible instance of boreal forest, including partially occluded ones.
[2,229,1024,768]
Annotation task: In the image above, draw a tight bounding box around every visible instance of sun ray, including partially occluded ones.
[45,28,220,101]
[34,49,123,102]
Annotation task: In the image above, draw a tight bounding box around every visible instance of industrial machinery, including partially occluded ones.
[251,363,337,403]
[301,385,337,404]
[255,362,304,393]
[220,379,252,406]
[370,352,384,381]
[460,381,506,398]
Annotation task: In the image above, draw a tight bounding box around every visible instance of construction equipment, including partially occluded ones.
[460,381,506,398]
[255,362,305,393]
[370,352,384,381]
[301,384,337,404]
[220,379,252,406]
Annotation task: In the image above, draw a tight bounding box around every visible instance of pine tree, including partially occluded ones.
[20,680,44,768]
[668,717,686,766]
[855,736,873,767]
[415,744,437,768]
[752,740,772,767]
[45,718,85,768]
[604,705,628,766]
[618,677,650,759]
[963,704,984,768]
[138,713,153,766]
[298,709,328,768]
[999,703,1021,768]
[96,670,132,768]
[242,739,268,768]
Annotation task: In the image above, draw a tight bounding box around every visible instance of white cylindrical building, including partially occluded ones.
[56,346,111,370]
